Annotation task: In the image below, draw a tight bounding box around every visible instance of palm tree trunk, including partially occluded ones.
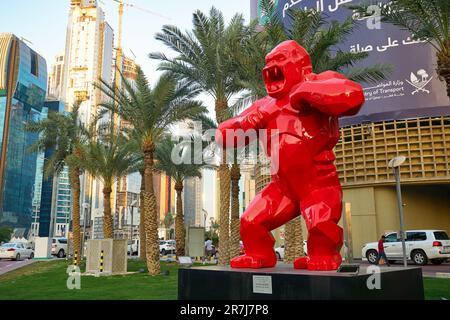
[139,170,146,260]
[102,184,114,239]
[216,99,231,266]
[437,40,450,98]
[174,181,185,257]
[283,216,304,263]
[142,143,161,275]
[69,166,81,265]
[229,163,241,259]
[217,159,231,266]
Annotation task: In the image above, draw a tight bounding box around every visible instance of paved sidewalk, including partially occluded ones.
[358,260,450,278]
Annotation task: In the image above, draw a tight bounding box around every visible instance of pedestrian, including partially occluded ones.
[377,235,390,266]
[205,238,213,258]
[239,240,244,255]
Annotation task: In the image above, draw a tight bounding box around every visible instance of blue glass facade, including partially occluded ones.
[37,101,68,237]
[0,35,47,229]
[38,152,54,237]
[55,168,71,232]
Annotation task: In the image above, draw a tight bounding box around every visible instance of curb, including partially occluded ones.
[436,272,450,279]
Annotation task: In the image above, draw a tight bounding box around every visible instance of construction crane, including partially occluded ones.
[111,0,171,21]
[20,37,33,46]
[98,0,169,128]
[109,0,170,94]
[102,0,170,228]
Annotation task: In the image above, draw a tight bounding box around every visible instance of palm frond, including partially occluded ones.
[154,135,206,183]
[25,103,88,177]
[349,0,449,51]
[344,64,394,84]
[151,7,248,118]
[95,64,208,154]
[237,5,392,99]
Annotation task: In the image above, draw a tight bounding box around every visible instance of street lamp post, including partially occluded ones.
[388,156,407,268]
[202,209,208,229]
[129,199,138,257]
[130,207,133,240]
[33,205,38,238]
[82,203,90,258]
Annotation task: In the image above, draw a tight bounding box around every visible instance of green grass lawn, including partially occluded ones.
[0,259,449,300]
[422,277,450,300]
[0,259,179,300]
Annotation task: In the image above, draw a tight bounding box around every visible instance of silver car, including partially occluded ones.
[0,242,34,260]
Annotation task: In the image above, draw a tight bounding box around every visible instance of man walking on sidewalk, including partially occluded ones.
[377,235,390,266]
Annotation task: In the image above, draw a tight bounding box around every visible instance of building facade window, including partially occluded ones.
[30,50,38,77]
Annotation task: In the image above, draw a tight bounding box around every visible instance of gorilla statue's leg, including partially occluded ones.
[231,181,298,269]
[294,186,343,271]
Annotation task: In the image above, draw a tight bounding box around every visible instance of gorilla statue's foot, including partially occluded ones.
[230,254,276,269]
[293,254,341,271]
[293,256,308,269]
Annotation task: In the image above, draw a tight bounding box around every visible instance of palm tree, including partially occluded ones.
[68,127,139,239]
[228,162,241,260]
[233,0,392,109]
[96,68,206,275]
[283,217,304,263]
[351,0,450,98]
[163,212,174,240]
[195,114,241,260]
[154,136,205,257]
[139,168,146,260]
[149,7,248,266]
[206,218,220,247]
[27,105,88,264]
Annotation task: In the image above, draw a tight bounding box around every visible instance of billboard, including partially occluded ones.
[250,0,450,126]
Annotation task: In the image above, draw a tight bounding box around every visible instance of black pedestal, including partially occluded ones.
[178,263,424,300]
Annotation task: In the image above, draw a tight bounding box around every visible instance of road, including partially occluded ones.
[0,258,36,276]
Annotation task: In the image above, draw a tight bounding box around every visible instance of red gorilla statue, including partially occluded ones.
[216,40,365,271]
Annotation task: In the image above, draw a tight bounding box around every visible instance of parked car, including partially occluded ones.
[275,245,284,260]
[275,241,308,260]
[275,240,349,261]
[0,242,34,260]
[51,237,68,258]
[159,240,175,255]
[127,239,139,255]
[362,230,450,265]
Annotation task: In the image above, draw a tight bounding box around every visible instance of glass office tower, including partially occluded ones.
[0,33,47,229]
[34,100,70,238]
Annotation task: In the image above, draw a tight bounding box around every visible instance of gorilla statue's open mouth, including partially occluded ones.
[264,65,286,93]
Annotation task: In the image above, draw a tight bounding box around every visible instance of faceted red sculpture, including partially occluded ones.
[216,40,364,271]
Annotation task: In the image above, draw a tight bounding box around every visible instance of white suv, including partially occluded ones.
[51,237,68,258]
[275,241,308,260]
[127,239,139,256]
[362,230,450,265]
[159,240,175,255]
[275,240,349,260]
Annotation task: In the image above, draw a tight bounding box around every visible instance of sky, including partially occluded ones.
[0,0,251,222]
[0,0,250,83]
